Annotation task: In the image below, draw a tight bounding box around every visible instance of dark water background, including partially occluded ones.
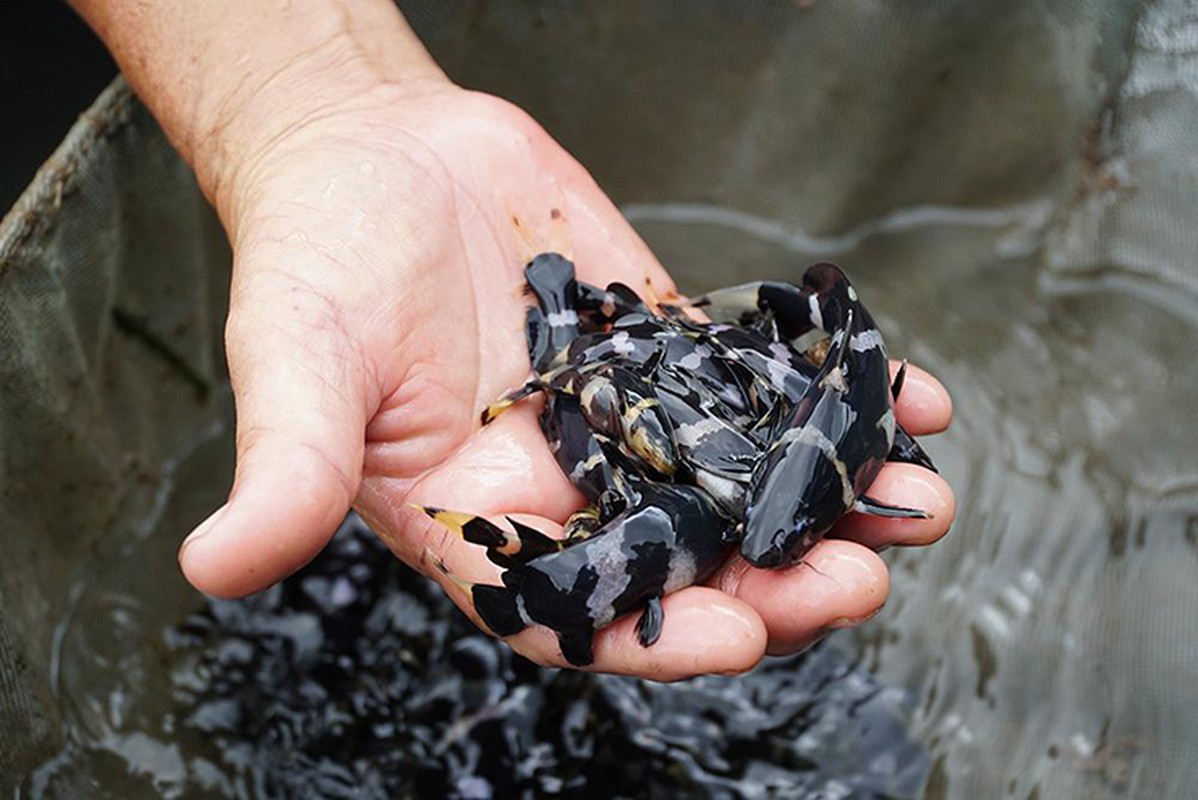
[29,516,927,799]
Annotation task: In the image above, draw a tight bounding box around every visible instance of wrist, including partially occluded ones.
[184,6,450,224]
[198,31,450,223]
[69,0,449,223]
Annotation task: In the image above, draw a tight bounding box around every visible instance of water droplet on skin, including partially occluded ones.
[285,231,307,245]
[360,162,376,175]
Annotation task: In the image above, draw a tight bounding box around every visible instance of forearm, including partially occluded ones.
[67,0,445,216]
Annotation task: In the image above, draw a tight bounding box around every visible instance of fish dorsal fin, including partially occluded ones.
[605,282,651,315]
[828,308,854,372]
[504,518,564,561]
[751,394,795,444]
[639,343,667,378]
[891,358,908,401]
[811,309,855,394]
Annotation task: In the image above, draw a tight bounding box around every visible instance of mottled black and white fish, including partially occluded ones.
[697,263,933,567]
[422,477,736,667]
[424,254,936,665]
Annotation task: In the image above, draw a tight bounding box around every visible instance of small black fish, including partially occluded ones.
[421,480,735,667]
[435,255,937,665]
[703,265,932,567]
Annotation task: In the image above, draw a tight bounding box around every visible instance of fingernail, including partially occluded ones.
[766,627,830,658]
[826,606,883,630]
[180,505,228,554]
[900,368,948,416]
[715,663,758,677]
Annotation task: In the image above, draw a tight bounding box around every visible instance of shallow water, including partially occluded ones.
[21,203,1198,799]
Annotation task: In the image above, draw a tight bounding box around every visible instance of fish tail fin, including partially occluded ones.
[426,545,528,639]
[505,517,564,560]
[481,380,545,425]
[415,504,564,566]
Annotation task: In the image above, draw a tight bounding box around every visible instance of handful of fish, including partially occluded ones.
[421,254,935,666]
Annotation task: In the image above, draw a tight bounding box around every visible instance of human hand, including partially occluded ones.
[67,0,953,679]
[172,77,954,679]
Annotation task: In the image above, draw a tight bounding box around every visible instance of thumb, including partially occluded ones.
[179,279,369,598]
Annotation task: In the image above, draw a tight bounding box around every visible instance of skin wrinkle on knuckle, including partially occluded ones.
[713,556,752,595]
[420,552,507,647]
[297,440,359,506]
[234,420,357,509]
[385,369,476,446]
[520,648,561,670]
[233,423,277,468]
[642,657,670,680]
[396,513,449,574]
[716,664,756,677]
[363,423,461,482]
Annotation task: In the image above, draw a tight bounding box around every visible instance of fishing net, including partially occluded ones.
[2,1,1195,796]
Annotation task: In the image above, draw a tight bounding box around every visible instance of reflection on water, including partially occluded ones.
[23,204,1198,798]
